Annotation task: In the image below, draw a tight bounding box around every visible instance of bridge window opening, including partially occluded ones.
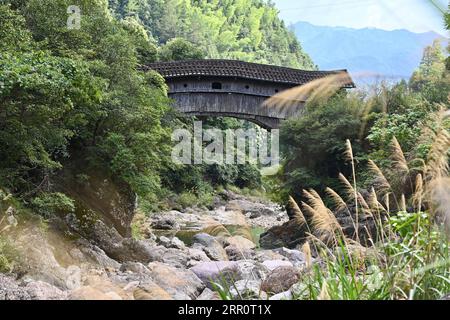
[245,85,250,89]
[212,82,222,90]
[183,84,188,88]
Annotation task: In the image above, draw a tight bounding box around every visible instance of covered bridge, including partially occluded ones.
[145,59,354,129]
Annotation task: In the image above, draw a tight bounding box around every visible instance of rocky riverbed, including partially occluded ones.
[0,191,314,300]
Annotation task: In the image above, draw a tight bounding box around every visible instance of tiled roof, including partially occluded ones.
[145,59,355,88]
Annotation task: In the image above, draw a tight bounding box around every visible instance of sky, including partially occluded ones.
[272,0,449,36]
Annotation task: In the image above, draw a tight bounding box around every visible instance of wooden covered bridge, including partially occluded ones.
[146,59,354,129]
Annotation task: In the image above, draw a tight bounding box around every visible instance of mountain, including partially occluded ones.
[292,21,446,84]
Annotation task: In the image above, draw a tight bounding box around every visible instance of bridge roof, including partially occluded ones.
[145,59,355,88]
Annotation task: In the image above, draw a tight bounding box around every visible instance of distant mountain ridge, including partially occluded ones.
[293,21,446,84]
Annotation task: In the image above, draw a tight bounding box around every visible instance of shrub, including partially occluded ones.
[0,237,17,273]
[177,192,199,208]
[31,192,75,217]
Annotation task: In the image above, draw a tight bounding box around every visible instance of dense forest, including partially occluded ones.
[109,0,315,68]
[0,0,449,301]
[0,0,314,212]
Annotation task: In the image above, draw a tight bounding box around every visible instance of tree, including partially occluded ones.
[0,4,33,52]
[410,40,446,90]
[0,2,174,205]
[158,37,205,61]
[275,94,366,202]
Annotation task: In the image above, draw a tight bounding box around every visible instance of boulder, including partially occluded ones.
[159,248,190,269]
[188,248,211,263]
[67,217,159,264]
[225,199,275,217]
[225,245,255,261]
[269,290,293,300]
[0,274,31,300]
[192,233,228,261]
[187,248,211,267]
[190,261,241,289]
[80,273,134,300]
[170,237,186,250]
[147,262,204,300]
[223,235,256,261]
[151,216,180,230]
[274,247,307,264]
[133,282,173,300]
[120,262,151,275]
[229,280,266,300]
[261,266,300,294]
[74,239,121,270]
[223,236,256,250]
[254,250,287,263]
[12,226,68,289]
[155,235,186,250]
[196,288,220,300]
[25,281,67,300]
[158,236,172,247]
[259,219,308,249]
[235,260,270,281]
[68,286,121,300]
[261,260,293,271]
[65,265,82,290]
[56,167,137,237]
[121,238,161,263]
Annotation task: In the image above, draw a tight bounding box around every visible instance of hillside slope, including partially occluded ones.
[109,0,315,69]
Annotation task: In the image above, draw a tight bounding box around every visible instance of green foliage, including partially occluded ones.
[30,192,75,217]
[175,191,214,209]
[299,246,388,300]
[0,237,17,273]
[110,0,315,69]
[177,191,199,208]
[107,0,314,206]
[383,211,450,299]
[277,93,366,202]
[0,4,33,52]
[367,102,433,159]
[0,49,101,193]
[410,40,450,104]
[278,38,449,206]
[0,1,174,210]
[158,37,205,61]
[368,43,449,166]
